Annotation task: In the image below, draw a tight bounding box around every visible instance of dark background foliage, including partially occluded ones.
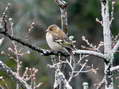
[0,0,119,89]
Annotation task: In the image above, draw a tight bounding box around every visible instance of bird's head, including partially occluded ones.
[46,24,60,33]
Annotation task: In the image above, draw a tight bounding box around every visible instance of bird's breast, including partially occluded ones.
[46,32,62,50]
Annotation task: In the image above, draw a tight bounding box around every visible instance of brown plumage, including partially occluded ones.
[46,24,73,52]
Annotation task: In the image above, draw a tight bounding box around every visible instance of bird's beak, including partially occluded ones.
[46,29,49,32]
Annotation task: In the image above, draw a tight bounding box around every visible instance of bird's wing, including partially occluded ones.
[50,30,67,40]
[51,31,74,50]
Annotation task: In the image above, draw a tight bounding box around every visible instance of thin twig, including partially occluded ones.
[112,40,119,54]
[96,76,105,89]
[73,60,88,77]
[55,0,68,34]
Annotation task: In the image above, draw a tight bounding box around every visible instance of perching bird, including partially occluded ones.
[46,24,75,53]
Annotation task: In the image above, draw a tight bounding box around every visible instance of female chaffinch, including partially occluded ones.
[46,24,74,53]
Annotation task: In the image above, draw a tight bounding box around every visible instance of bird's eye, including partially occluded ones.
[50,27,55,31]
[49,28,53,31]
[49,25,57,31]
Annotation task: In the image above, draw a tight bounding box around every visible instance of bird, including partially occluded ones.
[46,24,74,53]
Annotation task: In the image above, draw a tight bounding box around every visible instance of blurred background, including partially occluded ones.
[0,0,119,89]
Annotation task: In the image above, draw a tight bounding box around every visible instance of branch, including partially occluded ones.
[73,50,106,59]
[100,0,115,88]
[110,65,119,71]
[112,40,119,54]
[55,0,68,34]
[0,60,32,89]
[101,0,112,55]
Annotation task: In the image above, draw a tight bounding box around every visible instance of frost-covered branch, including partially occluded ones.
[101,0,112,55]
[73,50,106,60]
[100,0,116,89]
[110,66,119,71]
[0,60,32,89]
